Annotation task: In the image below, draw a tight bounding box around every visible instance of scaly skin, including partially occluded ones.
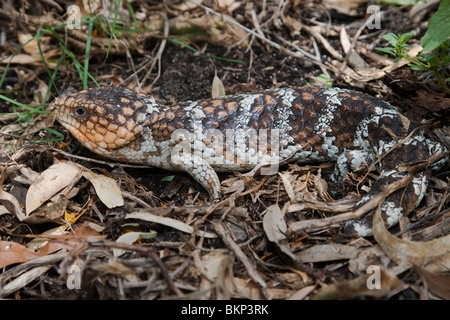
[48,86,446,236]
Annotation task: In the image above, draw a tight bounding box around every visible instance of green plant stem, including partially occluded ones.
[402,53,430,69]
[432,69,450,94]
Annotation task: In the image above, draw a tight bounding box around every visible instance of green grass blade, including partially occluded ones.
[0,35,38,89]
[43,25,99,88]
[32,127,65,143]
[35,28,56,91]
[58,42,99,87]
[0,94,42,113]
[125,0,138,28]
[163,36,245,65]
[106,0,122,59]
[83,16,95,89]
[43,53,65,105]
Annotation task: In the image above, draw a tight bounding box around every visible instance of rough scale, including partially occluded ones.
[48,86,447,237]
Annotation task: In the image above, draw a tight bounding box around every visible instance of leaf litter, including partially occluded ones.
[0,0,448,300]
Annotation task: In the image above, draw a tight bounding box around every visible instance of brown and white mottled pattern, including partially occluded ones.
[48,86,447,237]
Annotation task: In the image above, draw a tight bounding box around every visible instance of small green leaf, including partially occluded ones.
[161,175,175,182]
[375,47,396,56]
[401,33,415,42]
[383,33,399,46]
[408,63,429,71]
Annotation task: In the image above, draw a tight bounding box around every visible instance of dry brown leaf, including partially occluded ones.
[216,0,241,13]
[90,258,138,278]
[314,267,401,300]
[201,252,231,282]
[37,226,103,253]
[26,161,83,215]
[171,0,203,11]
[355,44,424,81]
[33,80,49,104]
[17,167,40,185]
[263,204,290,255]
[25,225,68,251]
[292,174,308,194]
[41,225,104,253]
[232,277,294,299]
[21,111,58,142]
[288,285,317,300]
[77,0,101,16]
[283,14,303,36]
[0,240,49,268]
[1,53,36,65]
[414,265,450,299]
[1,226,104,268]
[1,53,57,68]
[212,221,267,288]
[0,205,8,215]
[0,188,26,221]
[18,33,40,55]
[339,27,368,70]
[185,14,249,47]
[222,177,246,194]
[348,246,390,275]
[72,225,104,238]
[113,231,157,257]
[372,204,450,272]
[82,170,124,208]
[278,172,296,203]
[313,170,331,201]
[321,0,366,15]
[296,243,359,263]
[126,211,217,238]
[23,199,68,224]
[197,251,234,299]
[262,204,320,278]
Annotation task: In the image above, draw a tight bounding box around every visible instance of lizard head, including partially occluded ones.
[49,87,155,156]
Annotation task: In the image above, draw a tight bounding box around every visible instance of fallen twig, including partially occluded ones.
[211,221,267,288]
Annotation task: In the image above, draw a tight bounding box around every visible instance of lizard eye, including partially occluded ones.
[74,107,87,118]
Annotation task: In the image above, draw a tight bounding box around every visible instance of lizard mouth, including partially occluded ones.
[55,114,112,156]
